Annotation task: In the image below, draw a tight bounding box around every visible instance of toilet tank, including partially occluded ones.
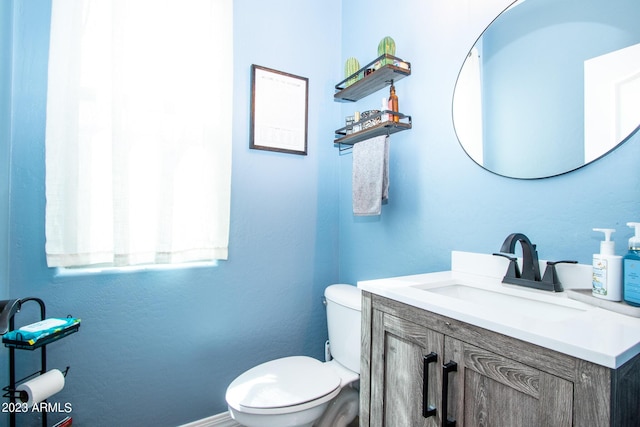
[325,284,361,373]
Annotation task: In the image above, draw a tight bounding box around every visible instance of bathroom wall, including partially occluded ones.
[3,1,340,425]
[4,0,640,425]
[0,1,11,302]
[0,1,13,400]
[338,0,640,283]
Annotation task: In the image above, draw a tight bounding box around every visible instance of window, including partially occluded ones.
[45,0,233,268]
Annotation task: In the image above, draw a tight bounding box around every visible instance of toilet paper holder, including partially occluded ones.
[4,366,70,401]
[1,297,79,427]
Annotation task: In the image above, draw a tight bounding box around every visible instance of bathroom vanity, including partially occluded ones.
[358,252,640,426]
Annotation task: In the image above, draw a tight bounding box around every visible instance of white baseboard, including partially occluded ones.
[178,411,241,427]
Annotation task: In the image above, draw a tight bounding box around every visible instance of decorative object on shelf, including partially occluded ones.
[378,36,396,65]
[361,110,382,129]
[345,115,355,135]
[388,83,399,123]
[250,65,308,155]
[344,57,361,87]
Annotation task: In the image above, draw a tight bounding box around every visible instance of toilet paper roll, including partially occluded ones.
[17,369,65,405]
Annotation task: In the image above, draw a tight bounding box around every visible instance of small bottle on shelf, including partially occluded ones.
[388,83,399,123]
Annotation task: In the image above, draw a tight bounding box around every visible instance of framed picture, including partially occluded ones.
[250,65,309,155]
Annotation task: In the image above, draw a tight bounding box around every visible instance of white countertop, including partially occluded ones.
[357,251,640,369]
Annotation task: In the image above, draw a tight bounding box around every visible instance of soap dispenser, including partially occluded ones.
[592,228,622,301]
[623,222,640,306]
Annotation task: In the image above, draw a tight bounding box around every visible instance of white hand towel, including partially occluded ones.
[352,135,389,216]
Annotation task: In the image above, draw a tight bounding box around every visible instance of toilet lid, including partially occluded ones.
[226,356,341,413]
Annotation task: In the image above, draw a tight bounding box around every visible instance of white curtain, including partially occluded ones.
[45,0,233,268]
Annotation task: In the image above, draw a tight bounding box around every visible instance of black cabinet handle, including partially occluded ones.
[442,361,458,427]
[422,352,437,418]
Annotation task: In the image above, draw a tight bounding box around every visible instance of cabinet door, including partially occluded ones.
[370,310,445,427]
[444,336,573,427]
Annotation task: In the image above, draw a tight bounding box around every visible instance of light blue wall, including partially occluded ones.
[0,1,11,301]
[338,0,640,283]
[0,0,13,405]
[4,1,340,426]
[3,0,640,426]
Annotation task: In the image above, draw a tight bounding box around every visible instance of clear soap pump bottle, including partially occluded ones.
[592,228,622,301]
[623,222,640,306]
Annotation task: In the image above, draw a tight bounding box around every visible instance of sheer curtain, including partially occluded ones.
[45,0,233,268]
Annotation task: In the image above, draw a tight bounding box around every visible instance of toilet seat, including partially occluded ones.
[226,356,342,415]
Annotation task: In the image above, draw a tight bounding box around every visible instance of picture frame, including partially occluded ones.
[250,65,309,155]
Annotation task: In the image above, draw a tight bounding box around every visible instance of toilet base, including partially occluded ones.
[228,385,359,427]
[315,386,359,427]
[228,401,329,427]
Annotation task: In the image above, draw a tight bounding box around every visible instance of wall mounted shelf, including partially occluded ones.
[334,54,411,103]
[334,53,412,150]
[3,322,80,351]
[334,111,412,150]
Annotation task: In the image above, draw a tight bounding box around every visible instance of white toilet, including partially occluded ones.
[225,284,361,427]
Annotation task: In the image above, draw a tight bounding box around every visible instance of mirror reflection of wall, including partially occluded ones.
[584,43,640,164]
[453,0,640,179]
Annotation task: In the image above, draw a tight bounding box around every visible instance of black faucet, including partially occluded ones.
[500,233,541,281]
[493,233,576,292]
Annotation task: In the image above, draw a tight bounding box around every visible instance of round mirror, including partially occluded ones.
[452,0,640,179]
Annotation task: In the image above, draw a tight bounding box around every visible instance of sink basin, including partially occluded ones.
[416,283,589,322]
[357,253,640,368]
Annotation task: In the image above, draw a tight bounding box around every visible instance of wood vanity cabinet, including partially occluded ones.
[360,292,640,427]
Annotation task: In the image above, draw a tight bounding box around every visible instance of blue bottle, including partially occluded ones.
[623,222,640,306]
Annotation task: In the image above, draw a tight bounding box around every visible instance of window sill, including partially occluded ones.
[54,260,219,278]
